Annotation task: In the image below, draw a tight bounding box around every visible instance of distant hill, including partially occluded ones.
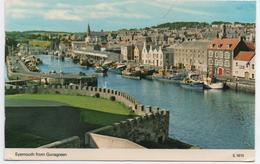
[151,22,210,29]
[150,21,255,29]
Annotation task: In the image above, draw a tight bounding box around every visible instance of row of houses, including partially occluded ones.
[121,37,255,80]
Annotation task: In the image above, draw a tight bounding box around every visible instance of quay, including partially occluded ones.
[226,81,255,93]
[6,55,97,86]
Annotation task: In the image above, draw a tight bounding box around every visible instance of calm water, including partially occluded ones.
[36,55,255,149]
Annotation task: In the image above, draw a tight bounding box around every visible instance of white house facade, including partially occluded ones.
[232,51,255,80]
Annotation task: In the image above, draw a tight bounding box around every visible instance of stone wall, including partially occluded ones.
[39,136,80,148]
[226,82,255,93]
[85,106,169,147]
[5,85,139,112]
[5,84,170,148]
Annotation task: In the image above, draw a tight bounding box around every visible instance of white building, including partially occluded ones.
[232,51,255,80]
[142,42,167,68]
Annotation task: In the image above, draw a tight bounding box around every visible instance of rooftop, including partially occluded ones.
[208,38,241,50]
[169,40,210,49]
[234,51,255,61]
[245,42,255,51]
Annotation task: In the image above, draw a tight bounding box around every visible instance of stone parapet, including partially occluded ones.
[5,84,170,148]
[39,136,80,148]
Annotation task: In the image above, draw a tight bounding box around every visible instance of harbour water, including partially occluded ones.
[33,55,256,149]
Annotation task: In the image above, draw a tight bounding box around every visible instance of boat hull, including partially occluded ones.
[204,82,224,89]
[180,83,204,90]
[108,68,122,75]
[122,75,141,80]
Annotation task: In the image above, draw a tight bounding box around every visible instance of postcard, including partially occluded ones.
[3,0,256,162]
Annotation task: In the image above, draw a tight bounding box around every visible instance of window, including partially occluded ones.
[236,62,238,66]
[219,51,223,58]
[215,59,218,66]
[252,74,255,79]
[215,51,218,58]
[224,60,230,67]
[218,60,223,66]
[224,51,230,59]
[208,51,213,58]
[208,59,213,65]
[252,64,255,69]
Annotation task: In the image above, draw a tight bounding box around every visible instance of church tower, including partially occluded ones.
[85,24,91,43]
[87,24,91,37]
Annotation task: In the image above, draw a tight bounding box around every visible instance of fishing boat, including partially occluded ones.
[180,81,204,90]
[80,57,89,66]
[153,69,185,83]
[141,68,155,78]
[153,73,185,83]
[108,64,126,75]
[203,77,224,89]
[121,67,141,80]
[180,72,204,90]
[95,66,108,74]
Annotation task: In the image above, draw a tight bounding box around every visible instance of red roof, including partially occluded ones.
[208,38,241,50]
[234,51,255,61]
[245,42,255,50]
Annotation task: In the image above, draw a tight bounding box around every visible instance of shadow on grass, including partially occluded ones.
[5,106,135,148]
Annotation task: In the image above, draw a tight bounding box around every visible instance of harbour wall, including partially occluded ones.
[5,85,170,148]
[226,82,255,93]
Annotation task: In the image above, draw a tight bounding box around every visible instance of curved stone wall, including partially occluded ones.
[5,84,170,148]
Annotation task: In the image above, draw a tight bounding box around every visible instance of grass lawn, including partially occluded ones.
[5,94,135,126]
[6,94,132,115]
[5,94,135,148]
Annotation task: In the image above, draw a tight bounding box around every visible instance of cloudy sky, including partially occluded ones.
[5,0,256,32]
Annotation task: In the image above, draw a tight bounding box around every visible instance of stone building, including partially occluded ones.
[172,40,209,72]
[133,44,142,63]
[121,44,134,61]
[232,51,255,80]
[207,38,250,79]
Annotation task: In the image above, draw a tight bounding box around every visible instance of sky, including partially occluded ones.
[4,0,256,32]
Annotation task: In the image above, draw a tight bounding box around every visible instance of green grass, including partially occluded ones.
[5,94,132,115]
[79,110,132,126]
[5,94,135,148]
